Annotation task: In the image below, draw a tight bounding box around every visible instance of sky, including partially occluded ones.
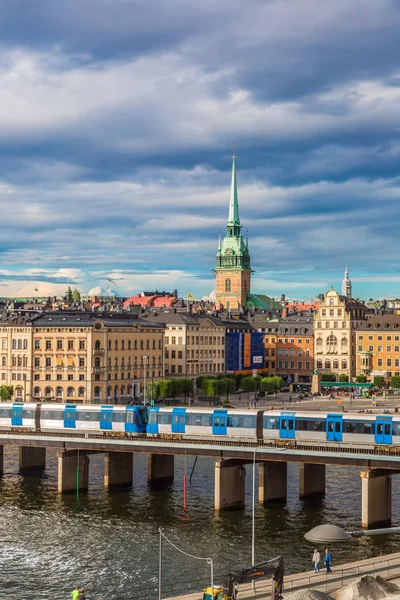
[1,0,400,301]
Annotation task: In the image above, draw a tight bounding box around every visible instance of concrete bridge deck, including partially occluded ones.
[161,552,400,600]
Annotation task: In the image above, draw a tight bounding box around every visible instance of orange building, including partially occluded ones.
[356,314,400,382]
[276,315,314,384]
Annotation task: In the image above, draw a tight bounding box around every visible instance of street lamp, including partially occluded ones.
[158,528,213,600]
[304,523,400,543]
[143,356,148,405]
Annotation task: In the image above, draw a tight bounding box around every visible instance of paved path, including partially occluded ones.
[163,552,400,600]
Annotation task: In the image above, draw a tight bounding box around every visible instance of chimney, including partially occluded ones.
[282,307,288,318]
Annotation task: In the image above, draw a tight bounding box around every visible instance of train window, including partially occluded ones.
[288,420,294,430]
[159,413,172,425]
[187,413,203,426]
[42,410,63,420]
[377,423,383,435]
[311,420,324,432]
[23,410,35,419]
[127,411,140,425]
[0,409,10,418]
[263,416,280,429]
[214,417,219,426]
[228,416,256,428]
[385,424,391,435]
[201,414,212,427]
[335,422,341,433]
[345,422,356,433]
[354,421,374,435]
[296,419,308,431]
[79,411,100,421]
[392,422,400,436]
[137,407,148,424]
[281,419,287,429]
[148,411,158,424]
[112,412,126,422]
[327,422,333,432]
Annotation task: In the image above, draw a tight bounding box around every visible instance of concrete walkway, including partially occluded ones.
[163,552,400,600]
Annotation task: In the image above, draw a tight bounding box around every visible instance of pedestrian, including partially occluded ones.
[312,549,320,573]
[233,583,239,600]
[289,395,292,404]
[324,549,332,573]
[78,590,86,600]
[71,586,80,600]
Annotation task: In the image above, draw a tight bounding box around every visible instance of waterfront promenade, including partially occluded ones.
[163,552,400,600]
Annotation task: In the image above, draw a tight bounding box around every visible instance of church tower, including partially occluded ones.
[215,152,252,309]
[342,266,352,298]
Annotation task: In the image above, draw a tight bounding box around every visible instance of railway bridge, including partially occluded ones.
[1,431,399,528]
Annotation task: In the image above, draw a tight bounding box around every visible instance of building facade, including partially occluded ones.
[214,155,252,309]
[276,315,314,384]
[0,312,165,403]
[145,311,226,377]
[356,314,400,382]
[314,288,367,380]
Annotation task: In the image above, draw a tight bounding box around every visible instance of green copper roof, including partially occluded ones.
[246,294,282,309]
[227,157,240,226]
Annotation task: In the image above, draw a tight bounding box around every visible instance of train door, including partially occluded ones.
[376,418,392,445]
[172,408,186,434]
[100,406,113,430]
[212,410,228,435]
[11,403,23,426]
[64,405,77,429]
[279,414,295,439]
[326,414,342,442]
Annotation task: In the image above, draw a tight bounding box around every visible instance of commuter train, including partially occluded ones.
[1,402,399,447]
[147,406,400,446]
[0,402,148,434]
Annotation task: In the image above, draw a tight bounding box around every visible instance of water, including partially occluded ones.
[0,447,399,600]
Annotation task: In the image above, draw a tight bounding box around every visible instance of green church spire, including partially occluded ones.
[227,153,240,227]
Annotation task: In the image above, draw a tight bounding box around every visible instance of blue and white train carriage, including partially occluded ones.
[147,407,400,447]
[40,404,148,433]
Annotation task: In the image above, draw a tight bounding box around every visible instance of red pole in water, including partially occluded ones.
[183,474,187,511]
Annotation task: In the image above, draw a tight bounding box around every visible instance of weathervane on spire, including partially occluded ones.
[232,143,236,159]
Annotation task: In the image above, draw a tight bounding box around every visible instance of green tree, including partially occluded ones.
[338,374,349,383]
[322,373,336,382]
[391,376,400,389]
[146,381,160,402]
[373,375,385,388]
[356,375,367,384]
[225,378,236,402]
[218,378,227,398]
[271,376,284,392]
[182,378,194,400]
[72,289,81,303]
[158,379,173,398]
[0,385,13,401]
[242,377,257,400]
[260,377,275,396]
[171,378,183,399]
[234,373,243,391]
[204,378,220,398]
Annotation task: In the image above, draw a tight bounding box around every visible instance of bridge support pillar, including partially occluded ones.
[299,463,325,498]
[258,461,287,504]
[57,450,89,494]
[148,454,174,483]
[19,447,46,471]
[0,446,3,476]
[104,452,133,488]
[215,460,246,510]
[361,469,392,528]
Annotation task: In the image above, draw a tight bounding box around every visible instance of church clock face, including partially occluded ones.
[225,248,231,254]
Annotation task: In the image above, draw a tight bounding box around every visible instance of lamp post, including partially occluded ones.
[252,446,262,592]
[143,355,148,405]
[304,523,400,543]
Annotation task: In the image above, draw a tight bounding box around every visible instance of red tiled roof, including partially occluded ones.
[153,296,176,307]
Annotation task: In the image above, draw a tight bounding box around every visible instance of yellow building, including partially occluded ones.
[145,311,226,377]
[314,287,367,380]
[0,311,164,403]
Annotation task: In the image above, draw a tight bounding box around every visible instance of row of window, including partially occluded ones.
[358,335,400,341]
[316,322,348,329]
[35,339,86,351]
[277,338,310,344]
[165,336,224,346]
[359,345,400,353]
[316,360,348,369]
[278,348,311,357]
[316,336,347,345]
[277,361,311,370]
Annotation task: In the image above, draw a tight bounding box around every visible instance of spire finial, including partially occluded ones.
[227,148,240,227]
[232,143,236,159]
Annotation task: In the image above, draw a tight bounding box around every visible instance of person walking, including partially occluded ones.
[71,586,80,600]
[324,549,332,573]
[78,590,86,600]
[312,549,320,572]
